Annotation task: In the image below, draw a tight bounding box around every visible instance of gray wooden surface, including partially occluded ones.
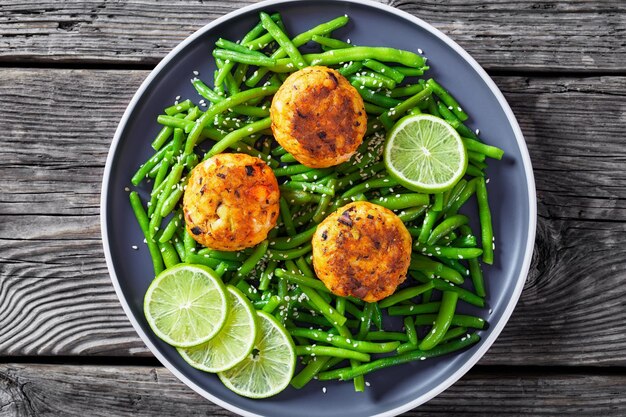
[0,0,625,415]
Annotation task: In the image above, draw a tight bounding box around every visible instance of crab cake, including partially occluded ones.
[270,66,367,168]
[183,153,279,251]
[312,201,412,302]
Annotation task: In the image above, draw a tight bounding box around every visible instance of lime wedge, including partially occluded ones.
[178,285,257,372]
[218,310,296,398]
[384,114,467,193]
[144,264,229,348]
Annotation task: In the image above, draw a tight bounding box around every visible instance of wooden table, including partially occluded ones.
[1,0,625,415]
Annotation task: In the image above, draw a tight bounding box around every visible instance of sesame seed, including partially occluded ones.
[322,387,327,393]
[131,245,138,250]
[418,48,423,54]
[124,187,130,192]
[193,70,199,76]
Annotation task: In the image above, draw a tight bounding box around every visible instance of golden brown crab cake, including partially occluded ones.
[270,66,367,168]
[183,153,279,251]
[312,201,412,302]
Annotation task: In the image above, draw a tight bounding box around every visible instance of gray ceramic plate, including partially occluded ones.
[101,1,536,416]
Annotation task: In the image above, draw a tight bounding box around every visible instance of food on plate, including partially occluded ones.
[270,66,366,168]
[312,201,411,302]
[128,10,504,399]
[182,153,280,251]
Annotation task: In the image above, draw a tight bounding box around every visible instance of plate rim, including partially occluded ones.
[100,0,537,416]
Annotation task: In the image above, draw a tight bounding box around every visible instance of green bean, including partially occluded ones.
[398,205,427,223]
[462,136,504,160]
[280,181,335,196]
[427,214,469,245]
[442,178,477,218]
[365,331,409,342]
[468,151,486,164]
[409,254,464,284]
[291,356,331,389]
[131,142,173,186]
[212,48,277,67]
[308,46,426,67]
[197,248,249,262]
[289,328,399,354]
[475,177,495,265]
[469,257,486,297]
[279,197,297,236]
[290,168,334,182]
[291,311,334,328]
[362,59,405,84]
[465,164,483,177]
[159,178,186,218]
[157,240,180,269]
[205,117,271,159]
[272,164,312,177]
[215,38,273,57]
[183,229,196,262]
[414,243,483,260]
[282,190,322,206]
[259,12,307,69]
[351,80,402,108]
[350,73,396,90]
[334,162,386,190]
[389,83,424,98]
[357,303,374,339]
[172,236,186,261]
[312,178,336,223]
[419,291,459,350]
[150,126,173,151]
[430,278,485,308]
[432,193,444,212]
[378,282,435,308]
[299,285,347,327]
[404,316,418,345]
[267,243,312,261]
[440,327,470,344]
[191,78,223,104]
[230,240,268,285]
[342,176,398,198]
[425,96,441,117]
[235,280,261,302]
[274,269,329,293]
[258,260,277,291]
[387,302,441,316]
[295,345,370,362]
[261,295,282,314]
[412,313,485,329]
[373,193,429,211]
[269,225,317,250]
[371,302,383,331]
[158,209,183,243]
[311,35,351,49]
[380,86,432,130]
[129,192,164,275]
[338,60,363,77]
[395,66,428,77]
[417,208,439,243]
[318,333,480,381]
[363,102,387,115]
[425,78,468,121]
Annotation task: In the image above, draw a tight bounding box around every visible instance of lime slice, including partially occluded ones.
[384,114,467,193]
[144,264,229,348]
[178,285,257,372]
[218,311,296,398]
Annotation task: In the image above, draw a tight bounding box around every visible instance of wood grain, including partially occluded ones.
[0,0,625,72]
[1,364,625,416]
[1,69,626,365]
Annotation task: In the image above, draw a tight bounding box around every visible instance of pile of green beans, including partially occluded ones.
[128,11,503,393]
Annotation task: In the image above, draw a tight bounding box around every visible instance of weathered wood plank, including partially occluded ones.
[1,69,625,365]
[1,364,626,416]
[0,0,624,72]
